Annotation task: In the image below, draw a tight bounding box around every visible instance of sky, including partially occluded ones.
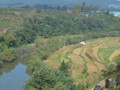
[0,0,120,7]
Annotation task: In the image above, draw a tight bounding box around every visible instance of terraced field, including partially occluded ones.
[44,37,120,86]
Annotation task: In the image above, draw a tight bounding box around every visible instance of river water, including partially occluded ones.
[0,63,29,90]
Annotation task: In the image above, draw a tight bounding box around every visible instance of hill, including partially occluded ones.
[44,37,120,88]
[1,0,120,8]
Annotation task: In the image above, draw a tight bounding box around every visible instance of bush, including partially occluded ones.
[0,60,3,68]
[1,48,17,62]
[25,61,76,90]
[112,85,120,90]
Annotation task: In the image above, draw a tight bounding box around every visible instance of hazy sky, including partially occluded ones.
[0,0,120,7]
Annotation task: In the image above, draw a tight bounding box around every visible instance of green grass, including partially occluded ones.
[98,48,107,63]
[103,46,120,62]
[58,53,72,63]
[98,46,120,64]
[113,54,120,63]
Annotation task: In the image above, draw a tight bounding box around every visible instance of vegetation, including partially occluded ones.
[0,7,120,90]
[25,59,76,90]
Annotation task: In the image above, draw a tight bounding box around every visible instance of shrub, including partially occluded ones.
[1,48,17,62]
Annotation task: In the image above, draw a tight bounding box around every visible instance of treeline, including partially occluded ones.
[17,11,120,41]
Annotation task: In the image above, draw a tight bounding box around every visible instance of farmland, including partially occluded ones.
[44,37,120,87]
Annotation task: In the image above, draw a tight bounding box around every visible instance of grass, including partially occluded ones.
[113,54,120,63]
[103,46,120,62]
[98,48,107,63]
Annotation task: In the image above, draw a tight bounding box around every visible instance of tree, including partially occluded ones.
[114,55,120,64]
[4,33,17,47]
[59,60,69,76]
[81,2,86,12]
[53,82,69,90]
[113,85,120,90]
[25,63,57,90]
[25,61,76,90]
[116,72,120,86]
[73,4,81,14]
[0,60,3,68]
[1,48,17,62]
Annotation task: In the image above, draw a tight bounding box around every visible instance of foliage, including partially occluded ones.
[76,84,85,90]
[0,48,17,62]
[52,82,69,90]
[14,11,120,46]
[25,60,76,90]
[4,33,17,47]
[59,61,70,76]
[109,86,120,90]
[116,70,120,86]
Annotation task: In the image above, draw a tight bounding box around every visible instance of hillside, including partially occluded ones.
[44,37,120,88]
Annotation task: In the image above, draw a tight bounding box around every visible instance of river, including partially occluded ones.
[0,63,30,90]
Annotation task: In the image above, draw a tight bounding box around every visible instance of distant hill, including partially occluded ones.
[0,3,24,7]
[0,0,120,8]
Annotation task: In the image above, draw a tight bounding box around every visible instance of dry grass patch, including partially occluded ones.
[43,60,60,69]
[70,64,84,79]
[87,63,98,73]
[94,62,105,71]
[49,46,71,58]
[73,47,83,55]
[68,54,85,65]
[86,47,97,62]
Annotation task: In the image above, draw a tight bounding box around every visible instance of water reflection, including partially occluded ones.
[0,64,29,90]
